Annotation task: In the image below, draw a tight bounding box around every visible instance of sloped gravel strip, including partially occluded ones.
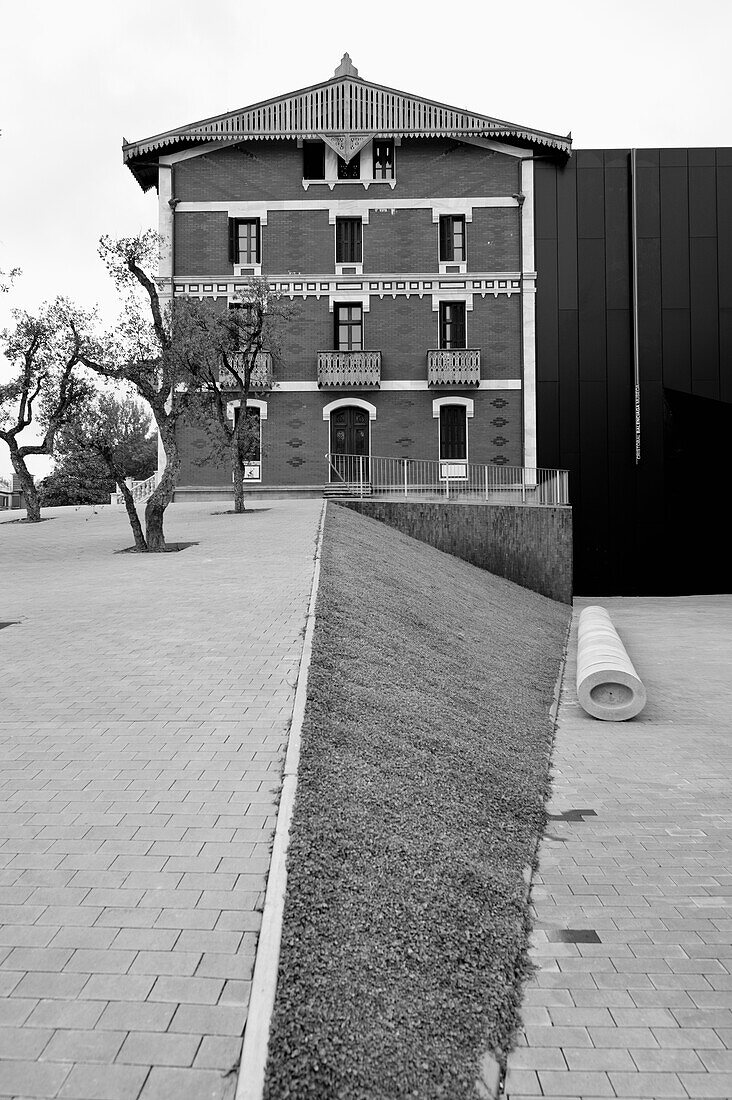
[263,504,570,1100]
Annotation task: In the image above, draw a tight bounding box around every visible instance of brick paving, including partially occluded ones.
[505,595,732,1100]
[0,501,322,1100]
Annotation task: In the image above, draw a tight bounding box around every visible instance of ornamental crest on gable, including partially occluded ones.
[320,133,372,164]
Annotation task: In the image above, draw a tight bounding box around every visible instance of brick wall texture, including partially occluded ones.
[174,204,521,276]
[174,139,520,205]
[338,500,573,604]
[176,389,523,489]
[270,294,522,383]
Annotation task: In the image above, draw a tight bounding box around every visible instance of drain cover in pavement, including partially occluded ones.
[547,928,602,943]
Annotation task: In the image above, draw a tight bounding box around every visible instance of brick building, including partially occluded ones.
[123,57,730,595]
[123,55,570,499]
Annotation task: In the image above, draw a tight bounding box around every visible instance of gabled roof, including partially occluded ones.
[123,54,572,191]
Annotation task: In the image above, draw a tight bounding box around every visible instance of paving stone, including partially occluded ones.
[679,1072,732,1097]
[0,1060,70,1098]
[563,1046,636,1071]
[504,1046,567,1070]
[219,980,251,1006]
[523,1025,592,1047]
[95,1001,176,1033]
[537,1069,614,1096]
[193,1035,242,1071]
[12,972,89,999]
[151,975,224,1004]
[57,1062,149,1099]
[0,1026,53,1059]
[116,1031,200,1067]
[138,1065,230,1100]
[128,950,201,976]
[40,1028,126,1064]
[169,1003,246,1036]
[196,953,254,981]
[111,929,180,952]
[65,949,137,974]
[608,1070,689,1097]
[504,1067,541,1094]
[25,1000,107,1030]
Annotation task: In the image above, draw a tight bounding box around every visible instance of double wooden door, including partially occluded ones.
[330,406,370,482]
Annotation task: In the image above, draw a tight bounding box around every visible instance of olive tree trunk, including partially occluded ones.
[117,483,147,551]
[144,422,180,551]
[10,448,42,522]
[231,440,247,514]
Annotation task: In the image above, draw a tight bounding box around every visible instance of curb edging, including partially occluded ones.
[235,500,327,1100]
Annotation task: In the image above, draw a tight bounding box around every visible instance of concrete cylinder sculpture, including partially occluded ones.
[576,605,647,721]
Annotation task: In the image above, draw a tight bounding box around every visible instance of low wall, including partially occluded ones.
[338,500,573,604]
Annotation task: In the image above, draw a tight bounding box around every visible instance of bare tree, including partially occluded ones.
[0,299,92,521]
[196,279,293,513]
[77,232,220,551]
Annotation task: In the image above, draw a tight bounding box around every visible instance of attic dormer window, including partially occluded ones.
[373,140,394,179]
[303,141,325,180]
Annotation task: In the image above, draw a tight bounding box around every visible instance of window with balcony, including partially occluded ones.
[334,304,363,351]
[303,141,325,180]
[337,153,360,179]
[439,215,466,263]
[373,140,394,179]
[439,302,466,349]
[335,218,362,265]
[228,218,260,268]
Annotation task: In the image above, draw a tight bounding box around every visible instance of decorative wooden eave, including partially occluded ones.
[123,54,572,191]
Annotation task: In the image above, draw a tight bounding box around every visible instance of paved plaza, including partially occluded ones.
[3,505,732,1100]
[506,595,732,1099]
[0,501,322,1100]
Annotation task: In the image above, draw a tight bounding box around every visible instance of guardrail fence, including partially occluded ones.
[325,453,569,505]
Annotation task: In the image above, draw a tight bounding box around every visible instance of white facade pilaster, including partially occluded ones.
[520,158,538,471]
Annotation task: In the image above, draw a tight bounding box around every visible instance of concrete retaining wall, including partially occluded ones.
[338,500,573,604]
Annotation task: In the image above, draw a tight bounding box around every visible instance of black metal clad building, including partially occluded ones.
[535,148,732,595]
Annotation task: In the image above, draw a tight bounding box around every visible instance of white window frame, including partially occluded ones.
[334,216,364,276]
[432,397,474,480]
[232,217,262,278]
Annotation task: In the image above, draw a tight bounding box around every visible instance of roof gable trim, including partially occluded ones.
[123,77,571,164]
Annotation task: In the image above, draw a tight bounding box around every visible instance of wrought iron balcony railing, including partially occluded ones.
[427,349,481,387]
[219,351,273,390]
[317,350,381,388]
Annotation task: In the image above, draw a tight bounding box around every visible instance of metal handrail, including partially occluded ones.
[325,452,569,505]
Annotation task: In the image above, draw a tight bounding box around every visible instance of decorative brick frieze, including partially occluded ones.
[172,274,523,301]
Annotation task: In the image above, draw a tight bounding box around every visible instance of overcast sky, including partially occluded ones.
[1,0,730,477]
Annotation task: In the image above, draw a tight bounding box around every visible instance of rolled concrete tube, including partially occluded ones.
[576,605,647,721]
